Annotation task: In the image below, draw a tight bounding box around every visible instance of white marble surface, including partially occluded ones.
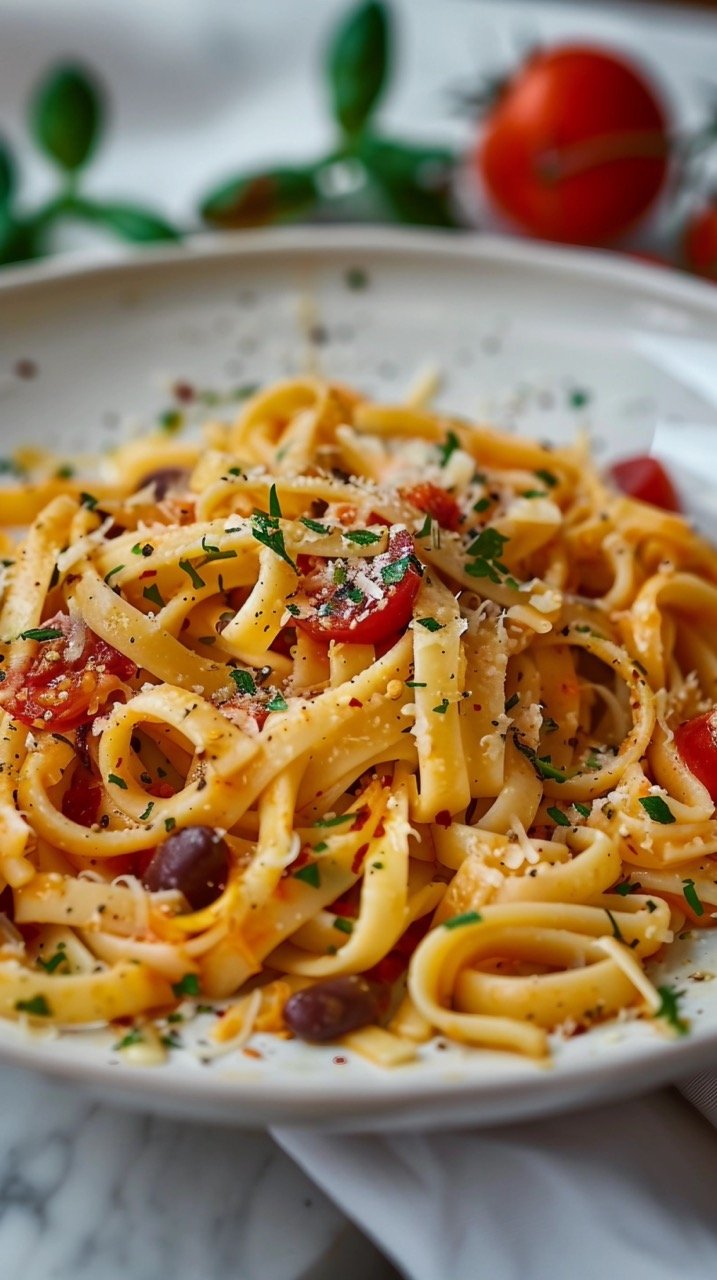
[0,1065,398,1280]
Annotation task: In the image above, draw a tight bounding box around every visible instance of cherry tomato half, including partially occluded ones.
[478,45,669,245]
[401,483,462,532]
[295,528,422,645]
[609,455,680,512]
[675,709,717,804]
[2,612,136,731]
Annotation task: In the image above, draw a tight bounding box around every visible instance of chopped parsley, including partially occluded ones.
[465,527,510,584]
[266,693,288,712]
[158,409,183,433]
[682,878,704,917]
[639,795,675,825]
[605,908,625,943]
[345,586,364,605]
[344,529,381,546]
[614,881,639,897]
[416,513,432,539]
[37,945,68,974]
[104,565,125,585]
[655,984,689,1036]
[313,812,354,828]
[534,468,558,489]
[230,669,257,695]
[15,995,51,1017]
[172,973,201,998]
[416,617,443,632]
[139,801,155,822]
[268,484,282,519]
[179,559,206,590]
[285,602,301,617]
[165,817,176,833]
[381,557,410,585]
[514,738,569,782]
[198,533,237,565]
[473,497,491,513]
[437,430,460,468]
[108,773,127,789]
[132,542,154,557]
[573,802,591,818]
[432,698,450,715]
[443,911,482,930]
[142,583,166,610]
[333,917,354,935]
[293,862,321,888]
[301,516,331,535]
[79,491,99,510]
[346,266,368,290]
[547,806,571,827]
[19,626,63,642]
[252,512,297,573]
[114,1028,144,1050]
[405,680,427,688]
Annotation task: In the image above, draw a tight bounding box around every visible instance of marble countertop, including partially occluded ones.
[0,1065,398,1280]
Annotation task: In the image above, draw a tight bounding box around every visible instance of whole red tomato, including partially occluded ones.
[478,45,669,245]
[684,204,717,282]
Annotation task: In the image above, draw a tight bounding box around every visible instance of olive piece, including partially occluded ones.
[142,825,229,910]
[136,467,189,500]
[283,975,379,1043]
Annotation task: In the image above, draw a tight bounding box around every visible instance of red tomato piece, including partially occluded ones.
[685,204,717,283]
[478,45,669,245]
[1,612,136,731]
[675,709,717,804]
[401,483,462,532]
[609,455,680,512]
[294,529,422,646]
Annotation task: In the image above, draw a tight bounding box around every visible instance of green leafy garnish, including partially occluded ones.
[172,973,201,998]
[19,626,63,642]
[405,680,427,688]
[313,812,354,828]
[230,669,256,696]
[682,878,704,917]
[473,497,491,513]
[605,908,625,943]
[252,512,297,572]
[381,556,410,585]
[437,430,460,468]
[179,559,205,590]
[574,802,591,818]
[416,513,432,539]
[534,468,558,489]
[266,693,288,712]
[139,801,154,822]
[416,617,443,632]
[37,944,68,974]
[655,984,689,1036]
[344,528,381,545]
[433,698,449,714]
[333,916,354,935]
[164,817,176,833]
[639,795,675,825]
[514,738,569,783]
[547,806,571,827]
[108,773,127,789]
[142,583,165,610]
[32,64,102,171]
[79,491,99,510]
[294,862,321,888]
[15,994,51,1017]
[269,484,282,519]
[443,911,482,930]
[114,1028,144,1051]
[301,516,331,535]
[103,564,124,585]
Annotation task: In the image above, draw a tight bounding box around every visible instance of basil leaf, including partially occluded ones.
[0,210,39,267]
[72,198,179,242]
[327,0,390,137]
[359,135,457,227]
[0,138,15,206]
[638,795,675,825]
[201,166,317,229]
[31,64,102,171]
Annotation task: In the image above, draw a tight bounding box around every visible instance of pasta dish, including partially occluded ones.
[0,377,715,1067]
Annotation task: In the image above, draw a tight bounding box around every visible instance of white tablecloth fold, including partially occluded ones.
[274,1086,717,1280]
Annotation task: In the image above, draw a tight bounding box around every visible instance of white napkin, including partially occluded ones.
[274,1085,717,1280]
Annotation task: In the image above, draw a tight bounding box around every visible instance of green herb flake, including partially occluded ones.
[251,513,298,573]
[19,626,63,642]
[15,995,51,1017]
[172,973,201,998]
[655,984,689,1036]
[142,583,166,610]
[164,817,176,833]
[139,801,154,822]
[473,497,491,513]
[230,669,257,696]
[443,911,482,930]
[542,717,559,735]
[301,516,331,535]
[267,693,289,713]
[104,565,125,585]
[521,490,547,499]
[179,559,206,590]
[381,557,410,585]
[333,916,354,935]
[285,602,301,617]
[269,484,282,519]
[416,513,432,539]
[346,586,364,605]
[293,862,321,888]
[514,738,569,783]
[569,388,590,410]
[37,945,68,974]
[108,773,127,789]
[433,698,450,715]
[313,812,354,828]
[547,806,571,827]
[605,908,625,943]
[437,430,460,468]
[639,795,675,825]
[405,680,427,688]
[614,881,639,897]
[574,802,591,818]
[158,409,183,433]
[55,463,75,479]
[416,617,443,632]
[312,842,328,854]
[114,1028,144,1050]
[79,491,99,510]
[344,529,381,546]
[534,469,558,489]
[682,878,704,917]
[346,266,368,291]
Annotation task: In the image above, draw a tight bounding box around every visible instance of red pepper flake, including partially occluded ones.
[351,843,369,874]
[333,1055,348,1065]
[139,569,157,580]
[173,380,195,403]
[348,697,363,708]
[351,805,371,832]
[14,358,37,380]
[435,809,452,828]
[374,818,385,838]
[473,704,482,712]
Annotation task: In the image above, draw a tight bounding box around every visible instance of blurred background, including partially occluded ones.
[2,0,717,278]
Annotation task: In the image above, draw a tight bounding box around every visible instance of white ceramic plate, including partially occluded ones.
[2,227,717,1132]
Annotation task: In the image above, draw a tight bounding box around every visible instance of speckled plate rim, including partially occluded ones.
[2,226,717,1132]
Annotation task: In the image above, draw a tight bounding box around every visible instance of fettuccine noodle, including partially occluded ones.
[0,376,712,1065]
